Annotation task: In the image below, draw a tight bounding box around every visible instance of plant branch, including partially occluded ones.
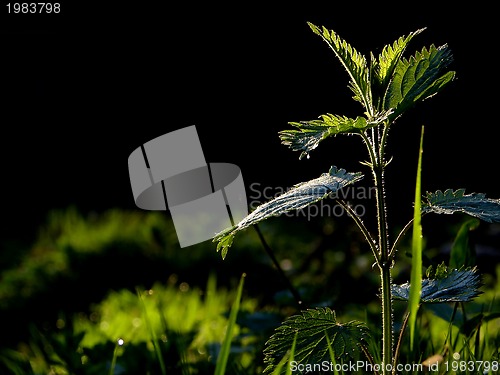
[360,343,380,375]
[378,121,391,167]
[388,219,414,261]
[337,199,380,265]
[388,213,429,261]
[359,131,377,167]
[392,310,410,375]
[253,224,303,308]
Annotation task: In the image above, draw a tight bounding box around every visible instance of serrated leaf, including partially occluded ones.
[392,267,483,303]
[263,307,370,374]
[384,44,455,119]
[279,112,391,160]
[213,166,363,259]
[373,28,426,91]
[308,22,372,113]
[422,189,500,223]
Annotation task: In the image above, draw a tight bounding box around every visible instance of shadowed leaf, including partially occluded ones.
[422,189,500,223]
[263,307,370,374]
[392,267,482,303]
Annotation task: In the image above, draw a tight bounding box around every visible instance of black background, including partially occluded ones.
[1,3,499,246]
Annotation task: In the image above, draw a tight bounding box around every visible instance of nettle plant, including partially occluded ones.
[214,22,500,374]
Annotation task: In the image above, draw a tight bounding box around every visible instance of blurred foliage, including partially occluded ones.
[0,207,499,373]
[0,274,267,374]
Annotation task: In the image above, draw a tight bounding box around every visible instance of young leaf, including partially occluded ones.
[422,189,500,223]
[425,261,449,279]
[213,166,363,259]
[308,22,373,114]
[391,267,483,303]
[372,28,426,92]
[279,112,392,160]
[262,307,370,374]
[384,44,455,120]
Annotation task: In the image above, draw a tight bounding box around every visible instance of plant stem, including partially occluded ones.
[372,124,393,375]
[361,123,394,374]
[380,266,393,374]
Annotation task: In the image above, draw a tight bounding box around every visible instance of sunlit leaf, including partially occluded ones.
[372,28,425,91]
[213,166,363,259]
[384,44,455,120]
[392,267,483,303]
[422,189,500,223]
[263,307,370,374]
[279,112,392,160]
[308,22,372,112]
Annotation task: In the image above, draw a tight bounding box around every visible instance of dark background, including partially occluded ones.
[1,3,499,247]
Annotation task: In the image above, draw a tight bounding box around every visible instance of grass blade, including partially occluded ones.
[325,331,340,375]
[137,288,166,375]
[409,125,424,351]
[214,273,246,375]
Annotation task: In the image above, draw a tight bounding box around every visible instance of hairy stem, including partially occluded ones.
[361,123,394,374]
[371,124,393,375]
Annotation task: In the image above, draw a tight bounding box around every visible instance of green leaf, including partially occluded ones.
[384,44,455,119]
[308,22,372,113]
[213,166,363,259]
[426,261,449,279]
[392,267,483,303]
[422,189,500,223]
[372,28,426,92]
[449,218,480,270]
[263,307,370,374]
[279,112,391,160]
